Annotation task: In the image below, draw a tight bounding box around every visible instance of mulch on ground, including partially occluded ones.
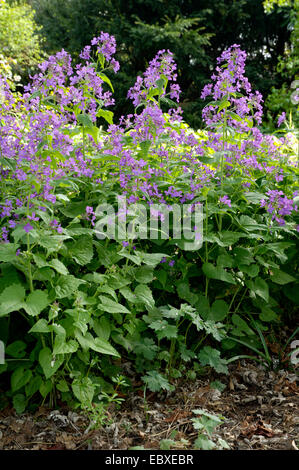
[0,361,298,450]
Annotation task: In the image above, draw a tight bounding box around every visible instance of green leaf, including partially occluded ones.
[217,232,244,246]
[96,109,114,125]
[0,265,21,294]
[25,375,42,398]
[270,269,296,285]
[11,367,32,393]
[75,331,120,357]
[232,314,254,336]
[141,253,167,266]
[194,435,216,450]
[24,290,49,317]
[244,191,265,204]
[77,113,93,128]
[55,275,83,299]
[13,394,27,414]
[142,371,174,392]
[259,307,278,322]
[198,346,228,374]
[39,347,64,379]
[99,72,114,92]
[59,201,88,218]
[176,281,198,306]
[93,338,120,357]
[134,338,158,360]
[6,341,26,358]
[135,284,155,310]
[0,243,19,262]
[56,379,69,393]
[134,266,154,284]
[48,259,69,275]
[149,319,177,340]
[92,316,111,340]
[208,300,229,322]
[233,247,254,266]
[39,379,52,398]
[249,277,269,302]
[119,286,136,303]
[72,377,95,404]
[96,285,118,301]
[239,264,259,277]
[202,263,236,284]
[29,319,51,333]
[139,139,151,158]
[68,235,94,265]
[217,99,230,112]
[98,295,130,314]
[0,284,25,316]
[53,336,78,354]
[217,253,234,268]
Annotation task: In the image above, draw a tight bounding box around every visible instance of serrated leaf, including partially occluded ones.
[135,284,155,310]
[0,243,19,262]
[77,113,93,128]
[48,259,69,275]
[142,371,174,392]
[0,284,25,316]
[68,236,93,265]
[72,377,95,404]
[134,266,154,284]
[55,275,83,299]
[198,346,228,374]
[24,290,49,317]
[92,316,111,341]
[98,295,130,314]
[134,338,158,360]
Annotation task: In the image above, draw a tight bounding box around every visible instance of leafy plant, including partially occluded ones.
[0,33,298,414]
[192,410,230,450]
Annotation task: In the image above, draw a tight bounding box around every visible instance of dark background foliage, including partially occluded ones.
[27,0,296,127]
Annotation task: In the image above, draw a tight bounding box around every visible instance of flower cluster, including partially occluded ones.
[201,44,263,129]
[0,35,298,247]
[128,49,180,107]
[260,190,298,225]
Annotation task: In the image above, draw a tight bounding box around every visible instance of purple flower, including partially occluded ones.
[85,206,96,226]
[201,45,263,129]
[23,223,33,233]
[219,195,232,207]
[122,241,129,247]
[28,212,39,221]
[277,112,286,128]
[169,260,175,267]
